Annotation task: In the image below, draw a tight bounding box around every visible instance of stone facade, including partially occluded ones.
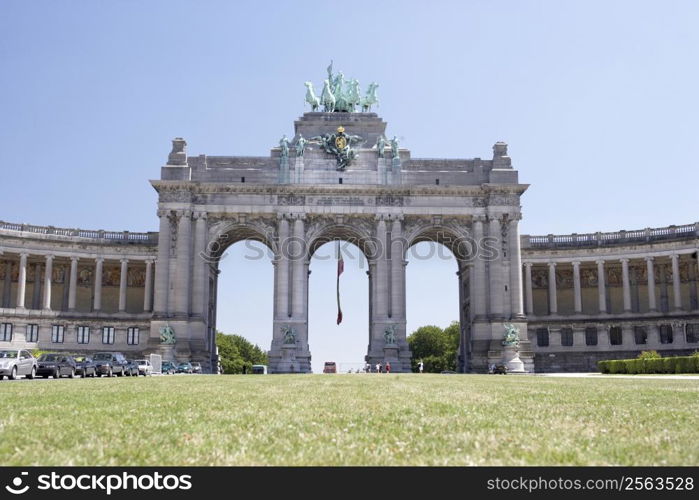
[1,110,696,373]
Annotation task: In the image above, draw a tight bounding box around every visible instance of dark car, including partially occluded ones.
[161,361,177,375]
[73,355,96,378]
[124,360,139,377]
[177,362,193,374]
[92,352,129,377]
[0,349,37,380]
[36,353,77,379]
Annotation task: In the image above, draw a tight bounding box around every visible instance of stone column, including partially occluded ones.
[488,216,504,319]
[508,217,524,318]
[43,255,54,310]
[621,258,632,313]
[93,257,103,311]
[68,257,78,311]
[646,257,657,311]
[471,218,487,319]
[2,260,11,308]
[175,210,192,316]
[275,215,290,319]
[32,262,42,309]
[596,259,607,313]
[671,254,682,311]
[143,259,153,312]
[16,253,28,309]
[119,258,128,312]
[191,212,208,317]
[547,262,557,315]
[291,215,306,318]
[524,262,534,315]
[375,216,389,319]
[572,261,582,313]
[390,217,406,321]
[153,209,172,315]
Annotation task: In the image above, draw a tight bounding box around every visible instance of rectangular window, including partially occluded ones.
[51,325,64,343]
[585,326,598,346]
[687,324,699,343]
[0,323,12,342]
[659,324,673,344]
[634,326,647,345]
[560,328,574,347]
[536,328,549,347]
[127,327,139,345]
[77,326,90,344]
[26,324,39,343]
[609,326,623,346]
[102,327,115,345]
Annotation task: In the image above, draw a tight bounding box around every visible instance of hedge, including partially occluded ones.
[598,355,699,374]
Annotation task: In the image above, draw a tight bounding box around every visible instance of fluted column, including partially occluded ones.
[471,217,487,319]
[524,262,534,315]
[390,217,406,321]
[621,258,631,312]
[646,257,657,311]
[143,259,153,312]
[16,253,28,309]
[375,216,389,318]
[488,216,504,319]
[572,261,582,313]
[93,257,103,311]
[68,257,78,310]
[191,212,208,317]
[153,209,172,315]
[275,215,290,319]
[119,258,128,312]
[671,254,682,311]
[596,259,607,313]
[31,262,42,309]
[291,215,306,318]
[547,262,557,315]
[175,210,192,316]
[508,217,524,318]
[43,255,54,310]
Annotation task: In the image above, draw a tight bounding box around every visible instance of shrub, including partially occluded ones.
[597,355,699,374]
[637,350,661,360]
[597,360,610,373]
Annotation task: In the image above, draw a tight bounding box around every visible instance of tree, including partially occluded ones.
[216,331,268,374]
[407,322,460,373]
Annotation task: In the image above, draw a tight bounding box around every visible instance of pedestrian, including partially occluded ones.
[385,361,391,373]
[376,362,382,373]
[418,360,424,374]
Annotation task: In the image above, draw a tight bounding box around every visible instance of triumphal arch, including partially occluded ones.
[149,65,533,373]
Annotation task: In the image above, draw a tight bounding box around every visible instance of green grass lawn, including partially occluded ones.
[2,374,698,466]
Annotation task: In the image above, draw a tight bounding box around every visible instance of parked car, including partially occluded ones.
[177,362,193,374]
[0,349,37,380]
[251,364,267,374]
[190,362,202,374]
[92,352,129,377]
[124,360,139,376]
[135,359,152,376]
[161,360,177,375]
[323,361,337,374]
[36,353,77,379]
[73,355,96,377]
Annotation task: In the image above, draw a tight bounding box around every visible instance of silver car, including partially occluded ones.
[0,349,37,380]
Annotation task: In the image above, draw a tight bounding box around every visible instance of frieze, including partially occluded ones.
[278,194,306,206]
[160,191,193,203]
[314,196,366,206]
[376,194,403,207]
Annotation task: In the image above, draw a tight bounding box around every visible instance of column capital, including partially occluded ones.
[548,261,557,268]
[292,213,306,221]
[157,209,170,218]
[145,258,155,265]
[19,252,29,259]
[120,258,129,264]
[619,257,629,263]
[595,259,606,266]
[95,256,104,263]
[70,256,79,263]
[472,215,487,224]
[524,262,533,268]
[645,256,655,263]
[571,260,581,267]
[45,254,55,262]
[193,211,208,221]
[670,253,680,261]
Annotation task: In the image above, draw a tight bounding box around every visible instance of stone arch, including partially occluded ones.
[403,219,475,265]
[206,218,277,262]
[305,219,377,262]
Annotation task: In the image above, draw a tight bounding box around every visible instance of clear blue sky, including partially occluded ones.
[2,1,697,371]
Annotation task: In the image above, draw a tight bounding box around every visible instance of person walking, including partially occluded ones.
[385,361,391,374]
[418,360,424,374]
[376,362,382,373]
